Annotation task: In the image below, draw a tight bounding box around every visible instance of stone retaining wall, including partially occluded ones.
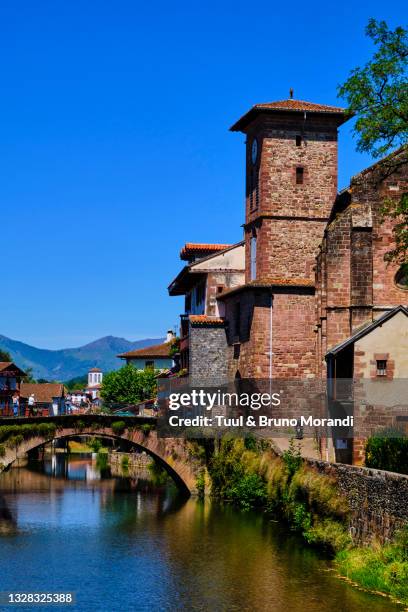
[308,459,408,544]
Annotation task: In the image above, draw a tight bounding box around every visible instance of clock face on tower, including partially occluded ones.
[251,138,258,165]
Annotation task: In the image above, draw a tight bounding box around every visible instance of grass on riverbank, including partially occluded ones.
[208,435,408,604]
[209,436,350,552]
[68,440,92,453]
[336,529,408,604]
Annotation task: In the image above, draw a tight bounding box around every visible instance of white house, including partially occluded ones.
[86,367,103,400]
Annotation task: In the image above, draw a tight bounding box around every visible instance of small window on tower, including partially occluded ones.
[296,135,302,147]
[376,360,387,376]
[296,167,304,185]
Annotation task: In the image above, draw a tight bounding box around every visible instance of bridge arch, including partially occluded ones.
[0,423,202,496]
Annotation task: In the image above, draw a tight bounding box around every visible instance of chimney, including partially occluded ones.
[166,330,175,343]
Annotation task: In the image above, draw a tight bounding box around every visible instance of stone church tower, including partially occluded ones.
[219,98,349,378]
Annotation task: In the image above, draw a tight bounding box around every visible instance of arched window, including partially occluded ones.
[395,266,408,289]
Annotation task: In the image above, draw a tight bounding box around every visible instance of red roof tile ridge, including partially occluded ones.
[254,98,345,112]
[183,242,232,249]
[117,341,173,358]
[189,315,224,324]
[0,361,13,369]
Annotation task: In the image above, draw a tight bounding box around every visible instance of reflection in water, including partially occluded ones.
[0,456,401,612]
[0,494,17,535]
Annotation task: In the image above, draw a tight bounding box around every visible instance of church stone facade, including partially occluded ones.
[169,97,408,462]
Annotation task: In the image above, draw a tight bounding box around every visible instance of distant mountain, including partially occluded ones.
[0,334,164,381]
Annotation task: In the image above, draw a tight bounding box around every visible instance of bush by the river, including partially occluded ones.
[365,428,408,474]
[111,420,126,435]
[209,436,350,552]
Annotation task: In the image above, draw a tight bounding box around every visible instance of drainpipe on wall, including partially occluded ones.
[269,292,273,380]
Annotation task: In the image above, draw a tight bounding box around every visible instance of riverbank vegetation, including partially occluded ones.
[209,436,350,552]
[336,528,408,603]
[208,434,408,605]
[365,428,408,474]
[68,440,93,453]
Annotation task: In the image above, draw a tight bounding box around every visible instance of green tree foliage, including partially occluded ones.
[365,428,408,473]
[88,437,103,452]
[64,375,87,391]
[100,364,157,405]
[168,337,180,358]
[339,19,408,266]
[0,349,12,362]
[338,19,408,158]
[382,194,408,266]
[22,366,36,383]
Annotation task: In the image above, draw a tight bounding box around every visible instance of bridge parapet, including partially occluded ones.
[0,416,205,495]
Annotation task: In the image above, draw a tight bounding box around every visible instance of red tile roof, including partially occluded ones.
[0,362,26,376]
[89,367,102,372]
[20,383,66,403]
[180,243,232,261]
[189,315,225,326]
[255,99,345,112]
[118,342,173,359]
[230,98,347,131]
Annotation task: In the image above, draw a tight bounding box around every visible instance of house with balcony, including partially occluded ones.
[168,242,245,380]
[0,362,26,416]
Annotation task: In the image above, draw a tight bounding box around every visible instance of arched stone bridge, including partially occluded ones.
[0,415,204,495]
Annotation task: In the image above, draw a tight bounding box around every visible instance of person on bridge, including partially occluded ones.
[28,393,36,416]
[12,393,19,417]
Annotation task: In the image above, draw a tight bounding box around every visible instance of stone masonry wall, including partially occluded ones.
[224,288,316,379]
[271,292,317,378]
[244,116,339,286]
[225,289,271,379]
[189,324,228,385]
[316,151,408,365]
[253,218,328,281]
[309,459,408,544]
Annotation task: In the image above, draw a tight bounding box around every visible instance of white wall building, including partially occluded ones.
[86,367,103,400]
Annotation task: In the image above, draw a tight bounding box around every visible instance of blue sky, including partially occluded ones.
[1,1,406,349]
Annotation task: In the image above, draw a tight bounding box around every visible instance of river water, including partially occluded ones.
[0,455,401,612]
